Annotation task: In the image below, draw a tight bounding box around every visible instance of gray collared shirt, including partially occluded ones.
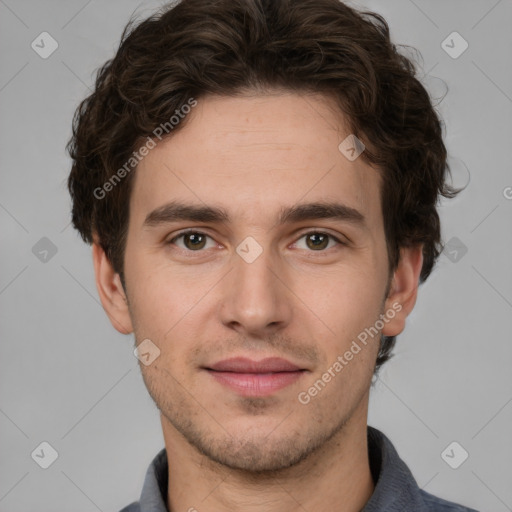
[119,426,478,511]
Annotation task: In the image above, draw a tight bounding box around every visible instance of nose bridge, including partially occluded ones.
[220,236,290,333]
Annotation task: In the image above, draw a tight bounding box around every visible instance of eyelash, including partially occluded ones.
[166,229,346,253]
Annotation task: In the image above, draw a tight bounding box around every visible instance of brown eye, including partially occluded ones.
[169,231,214,251]
[182,233,207,250]
[294,231,343,252]
[305,232,330,250]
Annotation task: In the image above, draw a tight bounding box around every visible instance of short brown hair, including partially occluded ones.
[67,0,460,371]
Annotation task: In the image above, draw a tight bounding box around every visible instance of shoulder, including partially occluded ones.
[420,489,479,512]
[365,426,478,512]
[118,501,140,512]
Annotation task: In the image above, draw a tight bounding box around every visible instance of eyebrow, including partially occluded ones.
[143,200,366,228]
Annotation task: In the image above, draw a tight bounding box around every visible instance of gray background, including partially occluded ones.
[1,0,511,510]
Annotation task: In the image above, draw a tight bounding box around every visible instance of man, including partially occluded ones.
[66,0,477,510]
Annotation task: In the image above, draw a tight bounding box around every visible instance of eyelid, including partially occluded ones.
[290,229,347,252]
[166,228,218,247]
[293,228,348,245]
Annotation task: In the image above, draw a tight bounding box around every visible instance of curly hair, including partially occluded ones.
[67,0,461,372]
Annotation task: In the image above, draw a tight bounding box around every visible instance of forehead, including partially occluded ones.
[129,92,382,230]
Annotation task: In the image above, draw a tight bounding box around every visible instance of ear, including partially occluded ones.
[382,245,423,337]
[92,241,134,335]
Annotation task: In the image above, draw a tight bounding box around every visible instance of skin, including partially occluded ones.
[93,91,423,512]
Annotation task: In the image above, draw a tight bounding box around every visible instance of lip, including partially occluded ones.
[204,357,307,397]
[207,357,302,373]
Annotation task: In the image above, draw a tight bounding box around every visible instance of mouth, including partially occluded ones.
[203,357,308,397]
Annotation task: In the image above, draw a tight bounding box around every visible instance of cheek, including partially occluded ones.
[295,263,385,342]
[124,243,187,327]
[129,278,189,337]
[301,275,382,398]
[125,255,217,366]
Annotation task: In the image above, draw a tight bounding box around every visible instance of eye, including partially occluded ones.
[293,231,344,251]
[168,230,217,251]
[167,229,345,253]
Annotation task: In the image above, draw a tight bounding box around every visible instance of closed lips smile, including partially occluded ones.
[204,357,307,397]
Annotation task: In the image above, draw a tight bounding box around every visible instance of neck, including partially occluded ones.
[162,405,375,512]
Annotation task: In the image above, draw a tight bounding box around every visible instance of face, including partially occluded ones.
[95,91,421,473]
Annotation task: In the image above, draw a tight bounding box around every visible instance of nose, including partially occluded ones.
[219,241,293,338]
